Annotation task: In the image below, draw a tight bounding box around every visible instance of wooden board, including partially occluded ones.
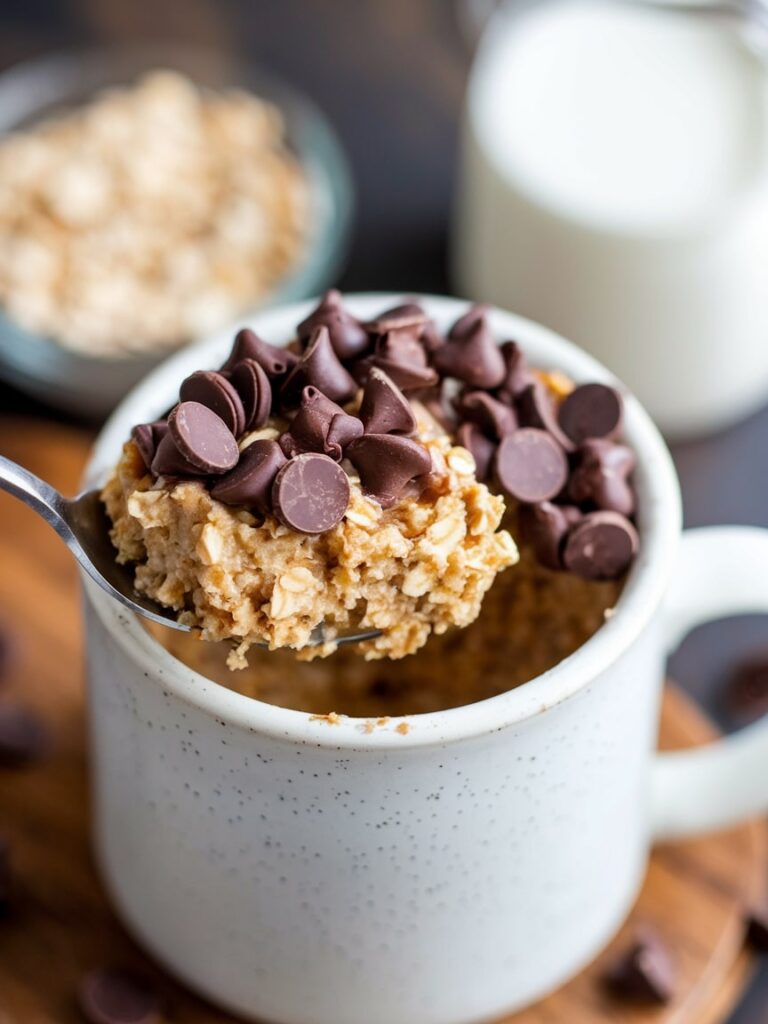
[0,419,766,1024]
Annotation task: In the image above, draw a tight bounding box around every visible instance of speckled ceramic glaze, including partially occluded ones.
[84,297,768,1024]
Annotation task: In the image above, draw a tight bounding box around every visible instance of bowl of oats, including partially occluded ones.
[0,46,353,416]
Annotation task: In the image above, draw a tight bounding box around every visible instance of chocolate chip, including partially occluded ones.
[376,329,430,370]
[150,431,208,478]
[419,318,446,355]
[456,422,496,482]
[559,382,623,444]
[367,356,438,392]
[419,388,455,433]
[211,439,287,515]
[746,906,768,950]
[167,402,239,475]
[281,325,357,407]
[569,440,636,517]
[297,289,369,360]
[131,422,169,470]
[358,368,416,435]
[272,454,350,533]
[280,387,362,461]
[518,502,582,571]
[230,359,272,432]
[725,654,768,723]
[516,381,575,452]
[221,328,298,379]
[449,303,490,340]
[0,701,50,768]
[0,836,10,912]
[497,341,532,401]
[563,511,639,580]
[495,429,569,504]
[434,308,506,389]
[180,371,246,437]
[368,329,438,392]
[346,434,432,509]
[455,390,517,440]
[79,967,162,1024]
[603,927,676,1004]
[365,301,429,333]
[327,411,365,452]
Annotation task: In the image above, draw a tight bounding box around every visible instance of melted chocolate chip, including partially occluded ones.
[131,422,169,470]
[79,968,162,1024]
[559,382,624,444]
[434,310,506,389]
[280,387,362,461]
[516,381,575,452]
[180,371,246,437]
[346,434,432,508]
[518,502,582,571]
[210,439,287,514]
[455,390,518,440]
[0,701,50,768]
[221,328,298,379]
[603,927,676,1005]
[563,511,639,580]
[297,289,369,360]
[281,325,357,407]
[495,429,569,504]
[569,440,636,517]
[230,358,272,432]
[272,454,350,533]
[358,368,416,435]
[167,402,239,475]
[456,422,496,482]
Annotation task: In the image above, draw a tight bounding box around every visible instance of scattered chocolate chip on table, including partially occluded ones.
[602,925,677,1004]
[79,967,163,1024]
[0,700,50,768]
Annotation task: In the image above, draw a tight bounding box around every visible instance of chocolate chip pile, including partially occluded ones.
[130,291,639,579]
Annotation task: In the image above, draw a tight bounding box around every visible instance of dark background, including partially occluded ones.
[1,1,767,1019]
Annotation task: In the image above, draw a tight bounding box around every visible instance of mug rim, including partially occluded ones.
[84,293,681,750]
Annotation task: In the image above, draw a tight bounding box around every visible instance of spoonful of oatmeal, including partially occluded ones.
[0,454,379,646]
[95,293,638,669]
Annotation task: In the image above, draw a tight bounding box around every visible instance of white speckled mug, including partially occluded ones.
[84,297,768,1024]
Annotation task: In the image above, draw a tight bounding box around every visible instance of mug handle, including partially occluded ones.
[652,527,768,841]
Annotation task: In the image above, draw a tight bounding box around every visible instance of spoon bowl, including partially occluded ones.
[0,455,380,646]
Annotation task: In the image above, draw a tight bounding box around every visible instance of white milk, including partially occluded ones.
[453,0,768,436]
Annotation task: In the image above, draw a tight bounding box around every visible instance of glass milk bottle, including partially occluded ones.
[453,0,768,437]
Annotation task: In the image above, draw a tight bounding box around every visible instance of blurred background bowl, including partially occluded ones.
[0,44,354,419]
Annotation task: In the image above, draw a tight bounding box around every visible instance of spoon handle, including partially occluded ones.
[0,455,73,543]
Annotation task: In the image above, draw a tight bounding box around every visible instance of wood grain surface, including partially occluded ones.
[0,419,765,1023]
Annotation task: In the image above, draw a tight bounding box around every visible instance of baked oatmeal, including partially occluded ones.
[103,293,639,666]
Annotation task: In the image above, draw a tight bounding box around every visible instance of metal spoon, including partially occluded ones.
[0,455,380,646]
